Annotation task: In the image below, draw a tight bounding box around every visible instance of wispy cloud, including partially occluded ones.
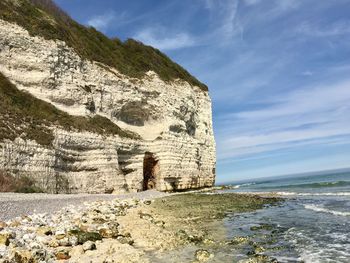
[134,28,196,50]
[205,0,242,42]
[217,80,350,161]
[275,0,300,12]
[234,81,350,120]
[218,0,240,41]
[135,0,243,51]
[243,0,261,6]
[87,12,116,31]
[296,20,350,37]
[87,11,126,31]
[301,70,313,76]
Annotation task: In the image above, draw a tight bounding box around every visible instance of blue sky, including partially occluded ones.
[55,0,350,183]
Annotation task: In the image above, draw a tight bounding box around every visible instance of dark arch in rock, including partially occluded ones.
[143,152,159,191]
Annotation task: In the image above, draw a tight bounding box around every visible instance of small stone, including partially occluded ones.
[97,228,111,238]
[36,226,52,236]
[0,222,7,231]
[253,254,270,261]
[10,249,34,263]
[31,249,46,261]
[188,234,203,244]
[55,249,71,260]
[91,215,107,224]
[143,200,152,205]
[250,224,273,231]
[36,235,51,245]
[21,215,32,222]
[78,224,89,232]
[0,234,10,246]
[29,242,42,250]
[99,223,119,238]
[254,245,265,253]
[10,239,24,248]
[22,233,35,242]
[154,220,165,227]
[195,249,213,262]
[9,221,21,227]
[228,236,250,245]
[70,246,84,257]
[203,239,215,245]
[268,245,287,251]
[69,236,79,246]
[82,241,96,251]
[139,213,153,221]
[58,237,71,247]
[69,230,102,245]
[55,230,66,240]
[0,245,7,258]
[116,235,134,245]
[48,240,59,248]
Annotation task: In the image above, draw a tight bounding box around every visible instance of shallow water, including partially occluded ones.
[223,170,350,262]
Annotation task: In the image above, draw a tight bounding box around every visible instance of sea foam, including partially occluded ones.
[303,204,350,217]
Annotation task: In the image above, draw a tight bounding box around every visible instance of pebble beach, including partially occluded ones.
[0,190,281,263]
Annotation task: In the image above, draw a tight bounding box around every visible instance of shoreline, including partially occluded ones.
[0,190,282,262]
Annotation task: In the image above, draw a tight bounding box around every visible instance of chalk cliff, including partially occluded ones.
[0,0,216,193]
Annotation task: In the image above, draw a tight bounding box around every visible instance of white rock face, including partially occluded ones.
[0,19,216,193]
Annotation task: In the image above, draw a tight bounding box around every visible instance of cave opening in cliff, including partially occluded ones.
[143,152,159,190]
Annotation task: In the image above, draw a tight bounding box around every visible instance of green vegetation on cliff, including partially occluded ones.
[0,0,208,91]
[0,73,139,146]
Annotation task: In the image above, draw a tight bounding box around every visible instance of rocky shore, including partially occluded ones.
[0,191,281,263]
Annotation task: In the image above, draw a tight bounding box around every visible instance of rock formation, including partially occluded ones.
[0,0,216,193]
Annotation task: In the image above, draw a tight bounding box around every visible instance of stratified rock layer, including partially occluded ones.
[0,19,216,193]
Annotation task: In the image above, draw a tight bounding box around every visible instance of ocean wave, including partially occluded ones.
[268,180,350,190]
[276,192,350,196]
[307,181,350,188]
[234,182,255,189]
[303,204,350,216]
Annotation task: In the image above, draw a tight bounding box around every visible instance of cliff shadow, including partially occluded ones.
[143,152,159,190]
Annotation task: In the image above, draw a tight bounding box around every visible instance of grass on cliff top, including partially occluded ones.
[0,0,208,92]
[0,73,139,146]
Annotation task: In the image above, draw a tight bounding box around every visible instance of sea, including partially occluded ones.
[223,169,350,263]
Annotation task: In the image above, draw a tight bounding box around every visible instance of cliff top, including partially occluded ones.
[0,0,208,92]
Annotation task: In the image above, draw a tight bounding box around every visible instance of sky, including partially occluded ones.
[54,0,350,183]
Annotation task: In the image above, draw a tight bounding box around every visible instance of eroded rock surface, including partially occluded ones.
[0,18,216,193]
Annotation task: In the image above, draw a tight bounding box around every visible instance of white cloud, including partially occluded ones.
[235,80,350,120]
[221,1,239,39]
[275,0,300,11]
[301,71,313,76]
[134,28,196,50]
[135,0,243,51]
[255,0,301,20]
[207,0,241,42]
[216,80,350,161]
[87,11,122,31]
[243,0,261,6]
